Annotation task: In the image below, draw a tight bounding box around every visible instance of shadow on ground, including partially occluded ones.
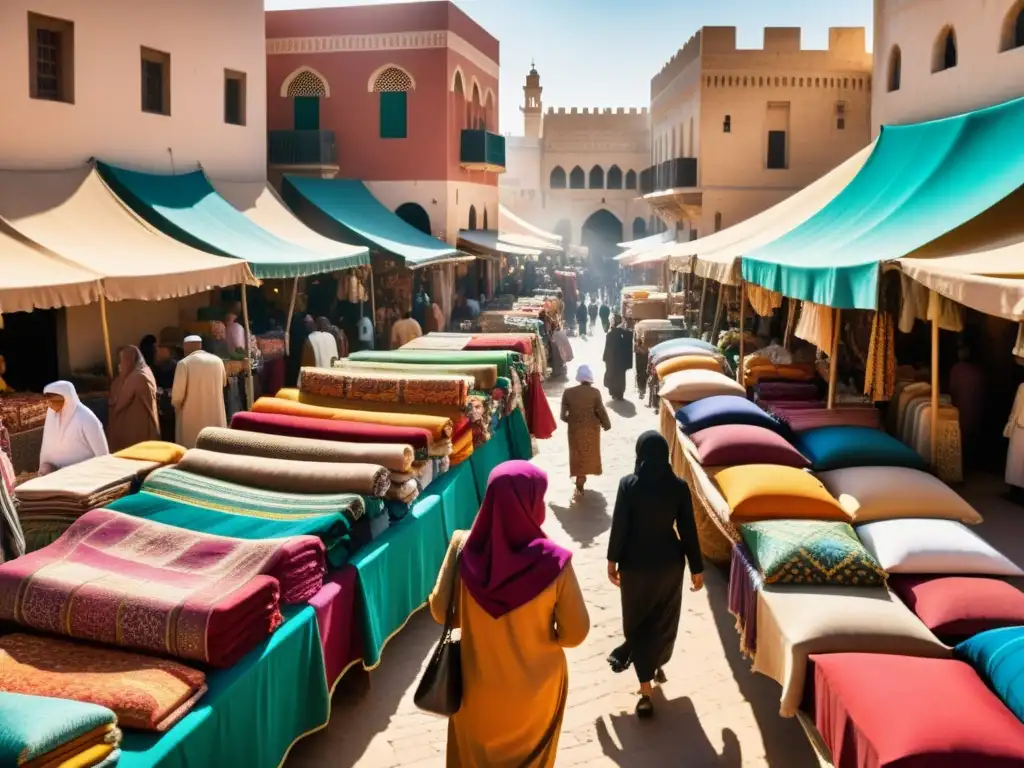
[551,491,610,550]
[607,399,637,418]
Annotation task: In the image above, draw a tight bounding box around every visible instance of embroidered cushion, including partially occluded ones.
[712,464,849,523]
[856,519,1024,576]
[659,369,745,404]
[689,424,809,468]
[889,575,1024,644]
[819,466,982,524]
[675,395,786,436]
[740,520,886,586]
[956,626,1024,725]
[796,425,926,472]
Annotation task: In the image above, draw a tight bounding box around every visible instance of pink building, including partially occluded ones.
[265,1,502,244]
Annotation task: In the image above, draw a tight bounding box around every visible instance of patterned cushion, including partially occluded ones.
[739,520,887,586]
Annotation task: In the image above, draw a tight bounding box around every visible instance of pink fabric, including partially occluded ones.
[762,401,882,432]
[309,565,362,687]
[459,461,571,618]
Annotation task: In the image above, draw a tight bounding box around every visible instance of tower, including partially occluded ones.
[521,60,543,139]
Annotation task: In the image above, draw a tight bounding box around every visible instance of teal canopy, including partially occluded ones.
[96,162,369,280]
[282,176,462,268]
[741,95,1024,309]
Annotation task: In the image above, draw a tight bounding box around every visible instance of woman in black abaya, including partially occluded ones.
[606,431,704,717]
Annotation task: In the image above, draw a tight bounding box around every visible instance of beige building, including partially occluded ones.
[648,25,873,238]
[872,0,1024,134]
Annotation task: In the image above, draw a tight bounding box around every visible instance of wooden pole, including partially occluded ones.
[697,277,708,338]
[783,299,796,349]
[240,285,254,409]
[99,294,114,381]
[737,281,746,384]
[710,282,725,343]
[284,276,299,356]
[827,308,842,410]
[930,296,940,468]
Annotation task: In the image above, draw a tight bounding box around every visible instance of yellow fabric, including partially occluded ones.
[275,388,467,422]
[712,464,848,523]
[253,396,453,440]
[37,742,115,768]
[429,533,590,768]
[112,440,186,465]
[449,429,475,466]
[0,374,9,393]
[655,355,723,379]
[746,284,784,317]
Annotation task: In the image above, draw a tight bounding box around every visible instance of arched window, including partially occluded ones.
[607,165,623,189]
[933,27,958,72]
[588,165,604,189]
[485,90,496,132]
[550,166,566,189]
[470,81,483,129]
[569,166,585,189]
[395,202,431,235]
[888,46,902,92]
[468,205,478,231]
[483,207,489,230]
[284,68,329,130]
[1001,3,1024,51]
[453,71,465,128]
[632,217,646,238]
[372,66,413,139]
[624,169,637,190]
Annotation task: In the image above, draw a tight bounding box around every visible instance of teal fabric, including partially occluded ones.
[436,455,483,539]
[379,91,407,139]
[955,626,1024,724]
[96,162,370,279]
[348,349,520,378]
[0,692,116,765]
[281,176,460,267]
[508,407,533,461]
[795,425,926,472]
[741,95,1024,309]
[469,418,513,502]
[120,604,330,768]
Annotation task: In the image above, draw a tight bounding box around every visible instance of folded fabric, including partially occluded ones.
[0,633,206,732]
[299,366,471,407]
[15,455,159,504]
[856,519,1024,576]
[333,359,499,390]
[0,509,324,666]
[754,381,819,401]
[762,403,882,432]
[810,653,1024,768]
[819,466,983,524]
[676,395,788,437]
[689,424,808,468]
[178,448,390,496]
[659,369,746,403]
[465,335,532,355]
[112,440,186,465]
[0,691,120,766]
[450,427,475,466]
[231,410,433,452]
[385,478,420,504]
[348,349,520,378]
[252,396,453,440]
[796,425,925,472]
[712,464,848,523]
[276,387,468,422]
[889,575,1024,644]
[196,425,414,472]
[955,626,1024,725]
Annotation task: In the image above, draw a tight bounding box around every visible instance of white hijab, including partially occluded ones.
[575,364,594,384]
[39,381,109,475]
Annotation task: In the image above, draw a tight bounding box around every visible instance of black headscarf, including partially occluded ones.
[632,430,673,485]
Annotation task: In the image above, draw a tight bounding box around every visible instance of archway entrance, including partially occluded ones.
[581,209,623,295]
[395,202,431,235]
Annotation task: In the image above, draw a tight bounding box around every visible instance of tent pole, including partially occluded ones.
[284,276,299,357]
[696,277,708,339]
[99,294,114,381]
[737,281,746,384]
[827,308,841,410]
[930,297,940,469]
[240,285,254,410]
[710,282,725,343]
[783,299,796,349]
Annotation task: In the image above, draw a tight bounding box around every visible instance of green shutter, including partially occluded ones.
[380,91,407,139]
[294,97,320,130]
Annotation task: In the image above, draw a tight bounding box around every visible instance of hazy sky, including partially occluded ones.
[265,0,874,134]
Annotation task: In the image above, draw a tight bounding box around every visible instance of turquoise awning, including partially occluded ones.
[741,95,1024,309]
[96,162,369,280]
[281,176,461,268]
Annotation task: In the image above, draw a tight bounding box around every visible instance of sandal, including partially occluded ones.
[654,668,667,684]
[635,695,654,719]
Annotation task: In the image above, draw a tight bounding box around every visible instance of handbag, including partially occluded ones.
[414,547,463,716]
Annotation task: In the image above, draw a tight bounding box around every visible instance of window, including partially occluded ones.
[723,115,731,133]
[483,208,489,230]
[141,47,170,115]
[569,166,585,189]
[607,165,623,189]
[550,166,566,189]
[1001,4,1024,51]
[224,70,246,126]
[624,169,637,190]
[588,165,604,189]
[767,130,787,169]
[933,28,958,72]
[28,13,74,103]
[372,66,413,139]
[714,212,722,232]
[836,102,846,130]
[888,46,902,92]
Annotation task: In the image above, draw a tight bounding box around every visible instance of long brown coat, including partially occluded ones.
[108,366,160,452]
[560,382,611,477]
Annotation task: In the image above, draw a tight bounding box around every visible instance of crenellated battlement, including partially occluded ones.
[545,106,649,115]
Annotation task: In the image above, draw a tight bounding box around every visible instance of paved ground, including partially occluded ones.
[289,331,822,767]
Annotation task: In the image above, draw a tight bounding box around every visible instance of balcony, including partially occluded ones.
[639,166,655,195]
[643,158,701,225]
[655,157,698,192]
[460,130,506,173]
[268,130,337,167]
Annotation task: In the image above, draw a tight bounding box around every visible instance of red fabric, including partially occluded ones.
[810,653,1024,768]
[231,410,433,451]
[259,356,286,397]
[452,415,471,440]
[690,424,809,468]
[524,371,556,439]
[309,565,363,687]
[466,337,532,355]
[888,575,1024,644]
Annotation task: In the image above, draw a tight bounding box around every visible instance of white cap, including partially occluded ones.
[184,335,202,344]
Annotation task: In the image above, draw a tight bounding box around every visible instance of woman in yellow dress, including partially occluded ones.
[429,460,590,767]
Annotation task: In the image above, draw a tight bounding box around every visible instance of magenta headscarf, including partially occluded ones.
[459,460,572,619]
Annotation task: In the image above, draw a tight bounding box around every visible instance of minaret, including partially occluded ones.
[521,60,543,139]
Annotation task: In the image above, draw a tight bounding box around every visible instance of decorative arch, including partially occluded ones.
[550,166,567,189]
[395,203,431,235]
[450,67,466,93]
[569,166,585,189]
[888,45,902,92]
[281,67,330,98]
[632,217,646,238]
[933,26,958,72]
[607,165,623,189]
[588,165,605,189]
[372,66,413,139]
[624,169,637,190]
[1001,2,1024,51]
[367,64,416,92]
[470,77,483,105]
[581,208,624,269]
[468,205,478,231]
[484,89,496,131]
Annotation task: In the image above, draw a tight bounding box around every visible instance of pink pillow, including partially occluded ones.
[689,424,809,468]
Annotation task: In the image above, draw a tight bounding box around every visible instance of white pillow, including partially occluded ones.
[658,369,745,403]
[856,519,1023,576]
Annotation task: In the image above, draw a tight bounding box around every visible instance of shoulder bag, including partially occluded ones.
[414,547,463,716]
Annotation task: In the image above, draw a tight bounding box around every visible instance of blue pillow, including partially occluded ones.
[955,626,1024,723]
[650,337,717,358]
[795,426,926,472]
[675,395,788,437]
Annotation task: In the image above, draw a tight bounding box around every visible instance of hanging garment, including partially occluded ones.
[898,274,930,333]
[1004,383,1024,488]
[926,290,965,332]
[746,284,784,317]
[864,311,896,402]
[794,301,834,352]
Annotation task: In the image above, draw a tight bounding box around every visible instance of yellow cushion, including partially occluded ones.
[113,441,186,465]
[656,355,723,379]
[712,464,849,523]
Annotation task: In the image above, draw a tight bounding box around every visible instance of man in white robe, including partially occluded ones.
[171,336,227,449]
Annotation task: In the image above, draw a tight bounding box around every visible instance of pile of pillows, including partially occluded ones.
[650,338,739,405]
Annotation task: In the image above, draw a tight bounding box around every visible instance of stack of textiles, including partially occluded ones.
[741,356,818,390]
[889,381,963,482]
[112,440,186,464]
[758,400,882,432]
[0,691,122,765]
[277,386,470,423]
[0,635,206,732]
[232,410,434,456]
[14,454,163,551]
[348,349,523,381]
[110,466,373,567]
[0,508,325,666]
[298,366,472,408]
[333,359,499,391]
[0,392,48,434]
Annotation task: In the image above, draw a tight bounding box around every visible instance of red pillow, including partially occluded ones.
[888,575,1024,644]
[689,424,808,468]
[809,653,1024,768]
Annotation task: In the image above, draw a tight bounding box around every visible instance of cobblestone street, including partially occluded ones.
[290,331,818,767]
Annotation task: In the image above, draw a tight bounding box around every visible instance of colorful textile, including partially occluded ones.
[689,424,809,468]
[739,520,887,586]
[0,509,324,666]
[298,366,471,407]
[275,387,468,423]
[231,410,432,452]
[178,448,390,497]
[754,381,819,401]
[676,395,788,437]
[524,371,556,439]
[712,465,848,523]
[468,419,513,503]
[863,310,896,402]
[113,440,186,464]
[0,450,24,564]
[0,691,119,766]
[728,544,761,658]
[889,575,1024,644]
[253,396,453,440]
[655,355,725,379]
[309,566,362,690]
[659,369,746,402]
[0,393,48,434]
[819,466,982,524]
[0,633,206,732]
[449,427,475,466]
[796,425,925,471]
[956,626,1024,724]
[762,401,882,432]
[348,349,521,379]
[334,359,499,390]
